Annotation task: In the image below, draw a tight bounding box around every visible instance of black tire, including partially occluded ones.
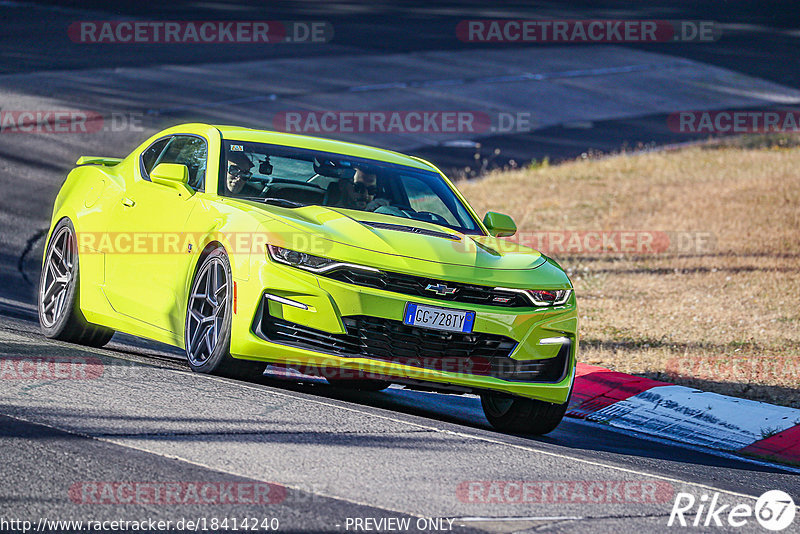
[184,248,265,380]
[480,392,568,435]
[38,218,114,347]
[325,377,391,392]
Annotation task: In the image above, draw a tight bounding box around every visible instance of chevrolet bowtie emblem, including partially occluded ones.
[425,283,457,296]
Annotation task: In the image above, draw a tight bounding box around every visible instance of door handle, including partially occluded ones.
[121,197,135,207]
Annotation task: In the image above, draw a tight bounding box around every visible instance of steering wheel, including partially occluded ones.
[375,205,416,218]
[415,211,449,225]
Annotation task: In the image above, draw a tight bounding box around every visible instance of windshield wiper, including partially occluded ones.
[239,197,305,208]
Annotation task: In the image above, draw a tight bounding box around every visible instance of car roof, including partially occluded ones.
[212,125,435,171]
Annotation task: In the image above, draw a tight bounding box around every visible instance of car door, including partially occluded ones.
[103,134,208,334]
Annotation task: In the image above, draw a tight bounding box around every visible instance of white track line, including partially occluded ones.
[3,326,800,509]
[1,412,433,522]
[179,370,800,503]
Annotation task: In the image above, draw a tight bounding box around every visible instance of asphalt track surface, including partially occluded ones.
[1,1,799,533]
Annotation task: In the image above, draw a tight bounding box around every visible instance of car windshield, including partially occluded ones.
[219,140,481,234]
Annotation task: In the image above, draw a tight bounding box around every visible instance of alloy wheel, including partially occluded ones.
[39,226,75,328]
[186,256,228,366]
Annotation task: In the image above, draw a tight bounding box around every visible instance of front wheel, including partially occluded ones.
[480,392,568,435]
[185,248,264,380]
[38,218,114,347]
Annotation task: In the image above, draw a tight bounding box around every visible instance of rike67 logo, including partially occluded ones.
[668,490,796,531]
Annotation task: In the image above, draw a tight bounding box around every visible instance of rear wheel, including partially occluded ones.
[38,218,114,347]
[480,392,568,435]
[185,248,264,379]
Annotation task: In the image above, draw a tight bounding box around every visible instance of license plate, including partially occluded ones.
[403,303,475,333]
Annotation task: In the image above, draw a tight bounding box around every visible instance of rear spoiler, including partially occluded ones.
[75,156,122,167]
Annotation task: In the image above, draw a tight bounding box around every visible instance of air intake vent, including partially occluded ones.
[360,220,461,241]
[253,309,568,382]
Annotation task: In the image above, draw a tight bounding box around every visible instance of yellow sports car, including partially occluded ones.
[39,124,577,434]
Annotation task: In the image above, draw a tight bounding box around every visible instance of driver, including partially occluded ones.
[224,151,261,196]
[355,167,391,211]
[330,167,376,210]
[352,167,377,210]
[328,166,390,211]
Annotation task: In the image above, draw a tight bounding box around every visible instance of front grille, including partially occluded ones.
[254,307,570,382]
[322,268,531,308]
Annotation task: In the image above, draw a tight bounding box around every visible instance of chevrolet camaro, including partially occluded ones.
[38,123,577,434]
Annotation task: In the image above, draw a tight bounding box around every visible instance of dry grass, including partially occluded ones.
[458,143,800,407]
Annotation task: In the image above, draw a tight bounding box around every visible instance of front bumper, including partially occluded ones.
[229,261,577,404]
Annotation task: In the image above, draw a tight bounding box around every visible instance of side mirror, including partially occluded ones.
[150,163,193,197]
[150,163,189,186]
[483,211,517,237]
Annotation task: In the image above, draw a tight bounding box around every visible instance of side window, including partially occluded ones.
[140,137,170,178]
[156,135,208,191]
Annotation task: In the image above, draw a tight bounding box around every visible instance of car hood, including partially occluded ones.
[261,204,545,270]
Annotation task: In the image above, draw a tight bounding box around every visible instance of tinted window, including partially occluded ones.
[402,176,459,227]
[141,137,170,177]
[157,136,208,190]
[218,140,480,234]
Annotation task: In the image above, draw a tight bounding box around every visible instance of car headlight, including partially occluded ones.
[267,245,337,271]
[266,245,379,274]
[525,289,572,306]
